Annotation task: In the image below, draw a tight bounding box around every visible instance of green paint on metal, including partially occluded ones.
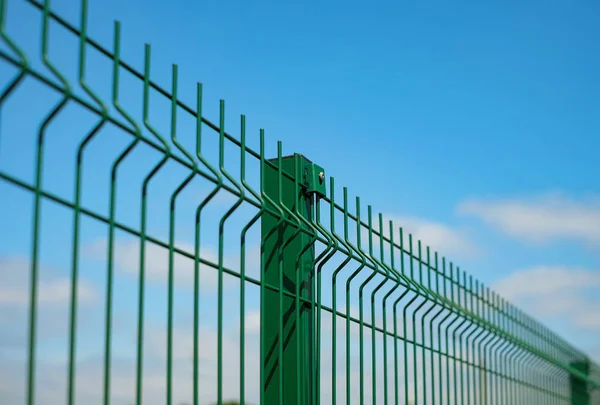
[303,160,326,197]
[261,153,319,405]
[571,359,591,405]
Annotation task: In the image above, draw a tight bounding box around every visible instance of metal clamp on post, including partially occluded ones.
[300,155,326,198]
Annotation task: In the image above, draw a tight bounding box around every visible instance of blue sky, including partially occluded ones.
[1,0,600,404]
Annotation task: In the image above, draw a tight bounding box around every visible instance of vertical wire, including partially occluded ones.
[381,220,398,405]
[393,227,408,405]
[403,234,415,405]
[165,65,179,405]
[238,115,253,405]
[193,82,222,405]
[429,252,440,405]
[167,64,199,405]
[105,19,142,405]
[411,242,423,405]
[258,131,266,405]
[68,1,108,404]
[215,101,245,405]
[419,246,434,405]
[437,257,448,405]
[294,156,302,405]
[277,142,284,405]
[29,1,72,403]
[138,41,172,405]
[356,198,365,405]
[329,178,353,405]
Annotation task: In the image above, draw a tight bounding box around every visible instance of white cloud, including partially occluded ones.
[458,193,600,246]
[395,216,477,257]
[0,256,97,307]
[0,255,104,374]
[0,317,261,405]
[493,266,600,302]
[245,309,261,334]
[573,306,600,331]
[369,215,478,258]
[492,266,600,332]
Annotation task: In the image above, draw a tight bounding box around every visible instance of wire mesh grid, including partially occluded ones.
[0,1,599,404]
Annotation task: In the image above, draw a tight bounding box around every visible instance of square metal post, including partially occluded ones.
[570,359,591,405]
[260,153,325,405]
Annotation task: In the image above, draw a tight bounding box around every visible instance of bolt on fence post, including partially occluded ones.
[261,153,326,405]
[570,358,590,405]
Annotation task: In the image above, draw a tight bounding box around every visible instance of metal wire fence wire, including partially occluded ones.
[1,0,599,404]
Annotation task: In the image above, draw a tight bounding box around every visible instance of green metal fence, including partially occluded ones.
[1,1,599,404]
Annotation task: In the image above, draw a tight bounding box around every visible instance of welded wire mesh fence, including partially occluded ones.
[1,1,599,404]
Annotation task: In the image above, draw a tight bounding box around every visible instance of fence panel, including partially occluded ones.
[1,1,599,404]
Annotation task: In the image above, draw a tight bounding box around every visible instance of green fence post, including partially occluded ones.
[261,153,326,405]
[570,358,590,405]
